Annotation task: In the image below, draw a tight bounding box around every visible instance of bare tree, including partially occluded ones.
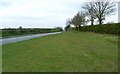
[79,11,86,26]
[82,0,116,25]
[66,19,72,26]
[70,12,85,31]
[65,19,72,31]
[65,25,70,31]
[72,12,81,30]
[92,0,116,25]
[82,2,96,25]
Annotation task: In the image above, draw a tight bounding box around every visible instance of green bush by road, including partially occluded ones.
[1,28,62,37]
[2,31,118,72]
[80,23,119,35]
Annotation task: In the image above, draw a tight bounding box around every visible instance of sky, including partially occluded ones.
[118,1,120,22]
[0,0,119,29]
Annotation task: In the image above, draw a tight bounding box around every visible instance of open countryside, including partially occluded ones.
[1,0,119,73]
[2,30,118,72]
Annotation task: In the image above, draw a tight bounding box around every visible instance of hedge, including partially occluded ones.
[80,23,120,35]
[1,28,62,37]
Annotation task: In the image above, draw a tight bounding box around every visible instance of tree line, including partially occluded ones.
[1,26,63,37]
[65,0,117,32]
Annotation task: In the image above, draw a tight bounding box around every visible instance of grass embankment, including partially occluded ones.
[0,45,2,73]
[2,31,118,72]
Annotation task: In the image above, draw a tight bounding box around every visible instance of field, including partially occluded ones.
[2,31,118,72]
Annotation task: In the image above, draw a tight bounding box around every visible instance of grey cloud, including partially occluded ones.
[0,1,11,7]
[0,0,118,28]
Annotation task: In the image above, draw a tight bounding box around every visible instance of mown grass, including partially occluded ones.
[0,45,2,73]
[2,31,118,72]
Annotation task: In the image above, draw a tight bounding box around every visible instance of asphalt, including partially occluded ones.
[0,32,61,45]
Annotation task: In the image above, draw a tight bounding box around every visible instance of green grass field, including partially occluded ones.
[0,45,2,73]
[2,31,118,72]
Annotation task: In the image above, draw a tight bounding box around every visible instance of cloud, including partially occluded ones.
[0,0,118,28]
[0,1,11,7]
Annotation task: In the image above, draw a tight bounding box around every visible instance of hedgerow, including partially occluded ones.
[80,23,119,35]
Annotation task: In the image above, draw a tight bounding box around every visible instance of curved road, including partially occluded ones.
[0,32,61,45]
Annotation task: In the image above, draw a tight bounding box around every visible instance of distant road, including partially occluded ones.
[0,32,61,45]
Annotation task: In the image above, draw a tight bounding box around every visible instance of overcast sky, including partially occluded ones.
[0,0,119,29]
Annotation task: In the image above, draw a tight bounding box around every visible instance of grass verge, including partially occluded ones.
[2,31,118,72]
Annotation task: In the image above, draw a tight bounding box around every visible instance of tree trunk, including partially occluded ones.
[76,26,78,30]
[91,19,94,25]
[99,19,102,25]
[98,18,102,32]
[65,28,67,31]
[78,25,81,31]
[99,15,102,25]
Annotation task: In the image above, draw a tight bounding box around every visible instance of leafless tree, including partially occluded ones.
[82,2,96,25]
[82,0,116,25]
[92,0,116,25]
[71,12,85,31]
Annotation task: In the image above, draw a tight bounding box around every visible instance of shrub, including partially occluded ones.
[80,23,119,35]
[2,28,61,37]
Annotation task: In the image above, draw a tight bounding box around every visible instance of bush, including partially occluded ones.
[80,23,119,35]
[2,28,61,37]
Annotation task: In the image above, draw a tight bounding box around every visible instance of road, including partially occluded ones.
[0,32,61,45]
